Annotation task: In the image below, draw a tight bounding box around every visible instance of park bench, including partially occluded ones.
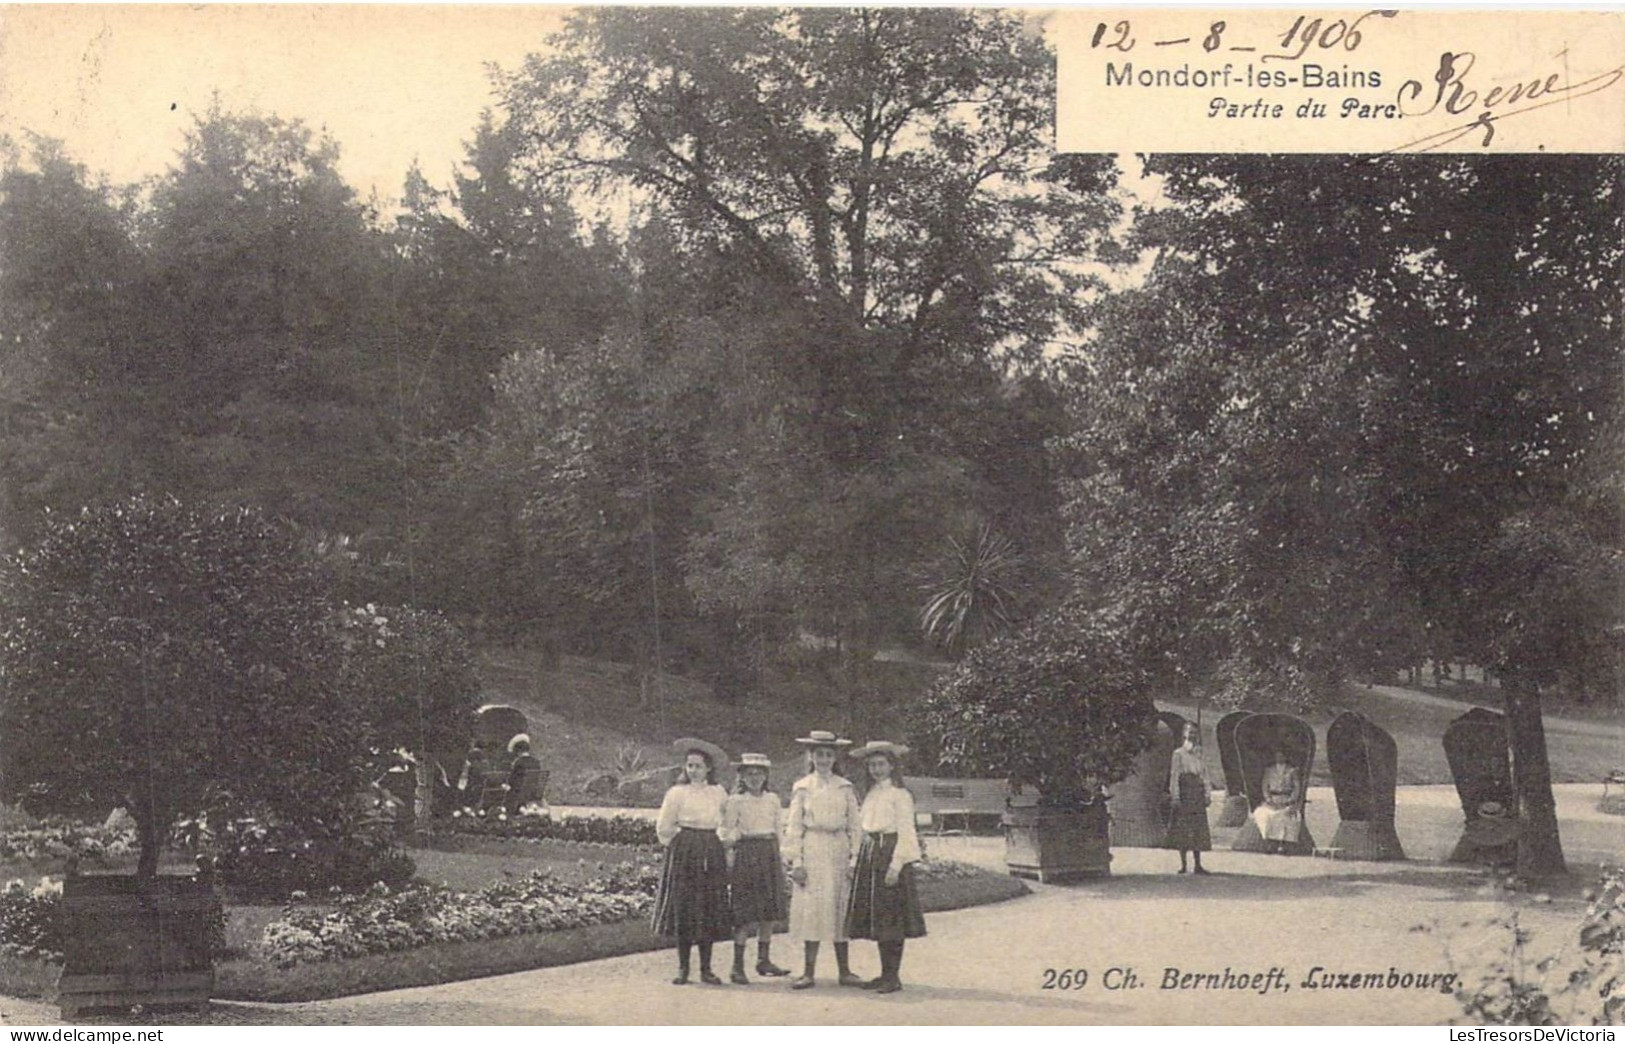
[907,777,1009,835]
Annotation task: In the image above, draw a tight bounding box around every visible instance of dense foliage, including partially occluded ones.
[919,607,1157,807]
[0,498,362,875]
[336,602,482,779]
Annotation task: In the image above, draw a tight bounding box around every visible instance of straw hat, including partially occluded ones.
[672,737,730,770]
[849,741,910,760]
[794,729,852,748]
[734,752,772,769]
[507,733,532,754]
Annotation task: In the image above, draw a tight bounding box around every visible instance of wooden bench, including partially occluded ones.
[907,777,1009,835]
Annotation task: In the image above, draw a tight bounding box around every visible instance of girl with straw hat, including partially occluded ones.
[782,729,864,989]
[652,738,734,985]
[845,741,926,994]
[720,752,791,984]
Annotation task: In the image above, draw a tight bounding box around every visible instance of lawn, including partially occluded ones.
[1161,681,1623,787]
[476,647,942,807]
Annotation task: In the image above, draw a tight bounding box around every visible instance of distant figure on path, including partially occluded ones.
[503,734,542,815]
[1253,749,1304,853]
[720,753,791,984]
[783,729,863,990]
[652,738,734,985]
[845,742,926,994]
[1167,722,1212,874]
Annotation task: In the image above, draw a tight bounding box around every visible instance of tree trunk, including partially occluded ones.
[134,809,161,879]
[1503,668,1566,879]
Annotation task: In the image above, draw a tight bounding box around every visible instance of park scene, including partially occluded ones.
[0,7,1621,1028]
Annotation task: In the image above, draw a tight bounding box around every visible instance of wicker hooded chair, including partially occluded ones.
[1327,711,1406,860]
[1230,713,1317,855]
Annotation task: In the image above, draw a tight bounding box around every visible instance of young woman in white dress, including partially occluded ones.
[782,729,864,989]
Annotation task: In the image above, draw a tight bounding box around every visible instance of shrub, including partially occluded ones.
[1436,867,1625,1025]
[209,819,416,901]
[0,498,361,877]
[918,605,1157,807]
[443,810,659,848]
[337,603,481,790]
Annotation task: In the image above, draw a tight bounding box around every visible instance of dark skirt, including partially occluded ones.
[844,832,926,942]
[1165,773,1212,851]
[729,836,789,926]
[651,828,733,941]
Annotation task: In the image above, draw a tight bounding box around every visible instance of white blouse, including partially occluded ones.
[721,791,784,843]
[655,782,730,846]
[782,773,863,866]
[859,780,923,873]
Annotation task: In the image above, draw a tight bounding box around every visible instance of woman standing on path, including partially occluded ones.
[845,742,926,994]
[1167,722,1213,875]
[782,730,864,990]
[652,738,734,985]
[720,753,791,984]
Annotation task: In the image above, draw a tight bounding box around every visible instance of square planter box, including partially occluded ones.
[57,871,220,1019]
[1002,803,1112,882]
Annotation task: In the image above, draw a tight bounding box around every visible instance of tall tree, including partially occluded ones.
[1066,156,1623,877]
[492,8,1115,662]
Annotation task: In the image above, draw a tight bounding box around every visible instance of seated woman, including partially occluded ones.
[1251,750,1303,853]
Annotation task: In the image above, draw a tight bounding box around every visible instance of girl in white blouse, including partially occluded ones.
[651,738,734,985]
[845,742,926,994]
[783,729,864,989]
[720,753,790,984]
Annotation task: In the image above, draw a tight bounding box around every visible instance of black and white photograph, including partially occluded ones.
[0,5,1620,1028]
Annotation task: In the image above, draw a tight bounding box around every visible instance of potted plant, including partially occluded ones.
[0,498,361,1017]
[918,606,1157,882]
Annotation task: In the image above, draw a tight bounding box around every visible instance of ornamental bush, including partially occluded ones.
[336,603,481,788]
[918,605,1158,807]
[209,817,417,901]
[0,498,362,877]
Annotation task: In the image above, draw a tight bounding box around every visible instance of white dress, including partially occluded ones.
[782,772,862,942]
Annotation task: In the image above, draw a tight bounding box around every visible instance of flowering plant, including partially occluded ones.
[259,862,662,967]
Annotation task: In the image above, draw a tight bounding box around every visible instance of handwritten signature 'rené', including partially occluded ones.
[1389,49,1625,152]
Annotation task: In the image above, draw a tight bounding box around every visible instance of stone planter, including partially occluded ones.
[1002,802,1112,882]
[57,867,220,1019]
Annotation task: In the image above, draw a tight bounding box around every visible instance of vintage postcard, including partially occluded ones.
[0,4,1620,1029]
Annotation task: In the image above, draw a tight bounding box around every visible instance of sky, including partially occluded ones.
[0,5,571,200]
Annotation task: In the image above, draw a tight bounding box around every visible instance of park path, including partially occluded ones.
[163,848,1550,1025]
[1361,684,1625,741]
[4,789,1619,1027]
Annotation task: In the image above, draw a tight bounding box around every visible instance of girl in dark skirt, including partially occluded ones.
[1166,722,1213,874]
[652,738,735,984]
[845,742,926,994]
[721,753,791,984]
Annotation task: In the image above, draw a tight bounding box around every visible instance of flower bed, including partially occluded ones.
[0,878,63,961]
[260,861,661,967]
[442,809,659,848]
[0,821,136,864]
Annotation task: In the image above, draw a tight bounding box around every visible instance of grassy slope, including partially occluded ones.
[476,647,940,805]
[477,648,1620,795]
